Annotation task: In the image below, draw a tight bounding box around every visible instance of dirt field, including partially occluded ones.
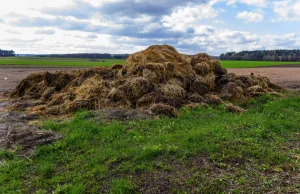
[0,67,85,92]
[228,66,300,90]
[1,66,300,93]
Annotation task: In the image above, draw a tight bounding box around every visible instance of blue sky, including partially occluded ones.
[0,0,299,55]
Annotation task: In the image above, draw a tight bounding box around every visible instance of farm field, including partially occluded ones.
[0,57,300,68]
[1,51,300,193]
[221,60,300,68]
[0,57,125,67]
[1,0,300,192]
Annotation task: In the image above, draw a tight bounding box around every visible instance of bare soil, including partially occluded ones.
[227,66,300,90]
[0,67,86,92]
[1,66,300,92]
[0,111,63,155]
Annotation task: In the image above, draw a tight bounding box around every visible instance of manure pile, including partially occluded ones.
[10,45,281,116]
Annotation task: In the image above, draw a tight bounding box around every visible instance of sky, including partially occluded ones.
[0,0,299,55]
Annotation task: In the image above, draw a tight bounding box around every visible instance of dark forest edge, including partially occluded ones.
[0,49,15,57]
[0,49,129,59]
[3,48,300,62]
[35,53,129,59]
[220,49,300,62]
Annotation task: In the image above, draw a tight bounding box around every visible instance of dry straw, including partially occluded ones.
[10,45,281,116]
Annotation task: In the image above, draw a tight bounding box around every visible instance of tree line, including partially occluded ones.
[0,49,15,57]
[220,50,300,62]
[36,53,129,59]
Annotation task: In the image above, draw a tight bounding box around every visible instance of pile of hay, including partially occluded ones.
[10,45,281,116]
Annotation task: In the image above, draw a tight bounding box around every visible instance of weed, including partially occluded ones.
[111,178,135,194]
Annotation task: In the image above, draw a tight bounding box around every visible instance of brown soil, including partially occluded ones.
[228,67,300,90]
[0,67,85,92]
[133,155,300,193]
[0,110,63,155]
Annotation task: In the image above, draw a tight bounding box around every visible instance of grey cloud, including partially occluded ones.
[72,44,135,54]
[41,0,94,19]
[35,29,55,35]
[229,32,258,44]
[40,0,207,19]
[177,43,208,54]
[111,37,179,47]
[5,38,43,43]
[87,34,97,39]
[98,0,196,17]
[2,38,44,48]
[5,29,21,34]
[7,14,106,32]
[109,25,185,39]
[270,36,296,46]
[7,14,191,39]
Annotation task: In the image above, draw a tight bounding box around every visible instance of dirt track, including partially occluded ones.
[1,66,300,92]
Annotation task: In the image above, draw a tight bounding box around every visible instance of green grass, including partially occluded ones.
[220,60,300,68]
[1,57,299,68]
[0,94,299,193]
[0,57,125,67]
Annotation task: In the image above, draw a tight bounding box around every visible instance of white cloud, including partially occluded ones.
[273,0,300,21]
[176,26,300,55]
[227,0,268,7]
[236,11,264,22]
[87,34,98,39]
[213,20,224,24]
[177,27,262,54]
[0,0,299,55]
[260,33,297,48]
[35,29,55,35]
[161,3,219,31]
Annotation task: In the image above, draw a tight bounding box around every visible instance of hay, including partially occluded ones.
[189,93,204,103]
[148,103,177,117]
[140,63,169,83]
[220,82,247,103]
[204,94,224,105]
[136,92,156,109]
[193,62,211,76]
[75,75,108,100]
[183,103,209,110]
[111,64,123,70]
[159,83,185,99]
[225,103,245,113]
[192,77,210,95]
[119,77,154,103]
[10,44,281,116]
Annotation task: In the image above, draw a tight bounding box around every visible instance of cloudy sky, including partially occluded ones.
[0,0,299,55]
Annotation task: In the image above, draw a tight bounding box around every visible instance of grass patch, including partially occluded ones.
[0,57,125,67]
[1,57,299,68]
[0,95,299,193]
[220,60,300,68]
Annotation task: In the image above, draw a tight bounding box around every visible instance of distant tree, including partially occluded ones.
[0,49,15,57]
[36,53,129,59]
[220,49,300,62]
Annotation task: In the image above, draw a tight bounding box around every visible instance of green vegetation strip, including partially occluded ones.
[220,60,300,68]
[0,57,125,67]
[1,94,299,193]
[1,57,300,68]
